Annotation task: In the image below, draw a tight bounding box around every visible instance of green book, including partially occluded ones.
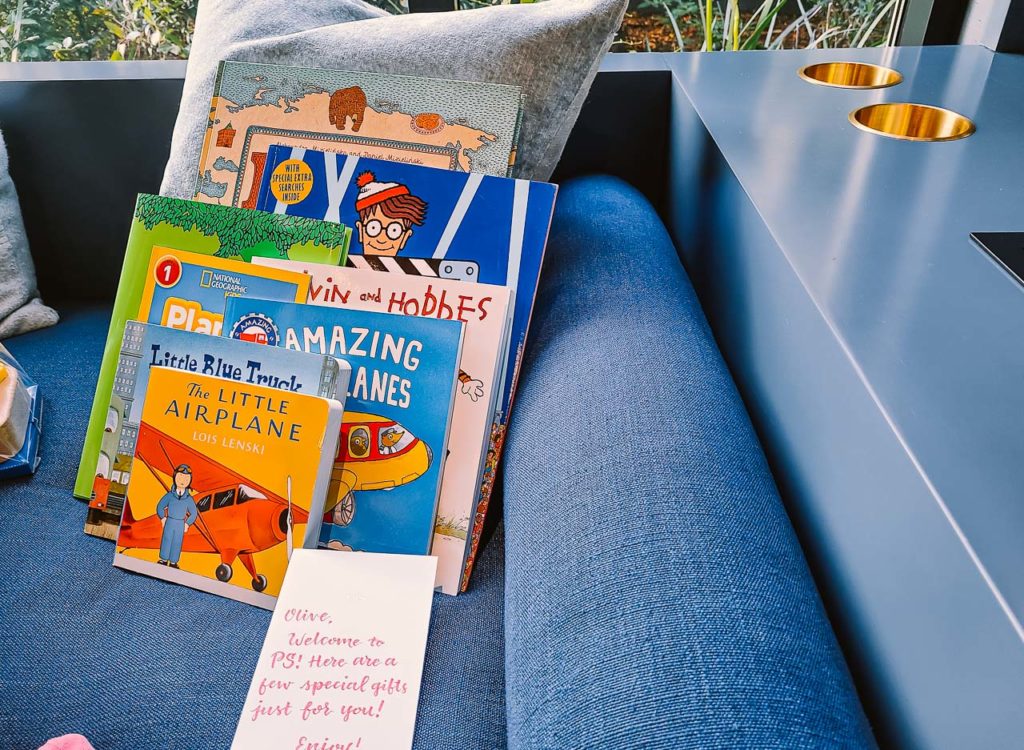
[73,194,351,500]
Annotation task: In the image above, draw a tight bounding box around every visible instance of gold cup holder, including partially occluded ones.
[849,103,976,142]
[798,61,902,89]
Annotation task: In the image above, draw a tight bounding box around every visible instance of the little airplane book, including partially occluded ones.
[222,297,463,559]
[85,321,350,542]
[75,192,351,502]
[113,367,343,609]
[254,257,512,595]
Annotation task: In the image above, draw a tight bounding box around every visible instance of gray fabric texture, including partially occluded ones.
[0,132,57,339]
[160,0,627,196]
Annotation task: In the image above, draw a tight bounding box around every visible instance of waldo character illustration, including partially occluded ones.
[156,464,199,568]
[354,171,427,256]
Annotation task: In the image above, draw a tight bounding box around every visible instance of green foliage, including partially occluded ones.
[134,194,348,259]
[1,0,196,61]
[633,0,897,51]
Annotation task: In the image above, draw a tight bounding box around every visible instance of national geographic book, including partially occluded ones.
[113,367,343,609]
[74,193,351,501]
[222,298,464,559]
[85,321,351,542]
[254,258,512,595]
[194,61,523,209]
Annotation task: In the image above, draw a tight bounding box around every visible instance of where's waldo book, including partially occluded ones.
[255,258,512,595]
[74,193,352,501]
[254,146,556,420]
[223,298,464,559]
[195,61,523,209]
[113,367,344,609]
[85,321,351,542]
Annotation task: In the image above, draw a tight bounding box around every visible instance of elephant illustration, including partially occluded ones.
[329,86,368,132]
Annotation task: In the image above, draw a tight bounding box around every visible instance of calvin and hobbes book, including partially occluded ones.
[85,321,350,542]
[222,298,463,559]
[195,61,523,209]
[75,193,350,500]
[255,258,512,595]
[113,367,343,609]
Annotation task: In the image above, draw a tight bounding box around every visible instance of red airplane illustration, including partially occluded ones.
[116,422,307,592]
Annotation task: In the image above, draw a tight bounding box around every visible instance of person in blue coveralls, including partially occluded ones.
[157,464,199,569]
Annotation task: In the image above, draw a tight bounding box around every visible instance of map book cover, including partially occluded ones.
[194,61,523,209]
[222,298,464,559]
[74,193,352,501]
[255,258,512,595]
[85,321,351,542]
[254,146,556,420]
[113,367,344,609]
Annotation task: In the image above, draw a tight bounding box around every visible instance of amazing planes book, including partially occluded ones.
[74,193,351,500]
[113,367,343,609]
[254,258,511,595]
[195,61,523,208]
[222,298,463,558]
[86,321,350,542]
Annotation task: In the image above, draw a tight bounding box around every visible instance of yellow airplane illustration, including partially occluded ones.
[324,411,433,526]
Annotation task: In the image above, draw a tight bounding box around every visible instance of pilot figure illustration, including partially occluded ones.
[379,427,405,455]
[353,171,427,257]
[156,464,199,568]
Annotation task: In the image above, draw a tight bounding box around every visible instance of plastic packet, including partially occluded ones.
[0,343,43,478]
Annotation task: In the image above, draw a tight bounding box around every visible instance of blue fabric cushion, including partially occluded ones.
[502,175,877,749]
[0,308,506,750]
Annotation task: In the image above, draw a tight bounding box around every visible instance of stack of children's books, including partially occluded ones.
[76,60,557,607]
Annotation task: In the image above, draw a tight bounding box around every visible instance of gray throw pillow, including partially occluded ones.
[161,0,627,197]
[0,133,58,339]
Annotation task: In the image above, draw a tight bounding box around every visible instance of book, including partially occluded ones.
[253,147,555,420]
[222,298,464,558]
[195,61,523,209]
[231,550,437,750]
[254,258,512,595]
[112,367,344,609]
[74,193,352,500]
[253,147,558,587]
[76,246,310,499]
[85,321,351,542]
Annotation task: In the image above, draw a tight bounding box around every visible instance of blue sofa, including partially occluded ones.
[0,175,875,749]
[0,67,875,750]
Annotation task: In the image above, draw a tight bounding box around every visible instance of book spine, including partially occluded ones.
[254,146,286,213]
[74,198,165,499]
[194,60,229,199]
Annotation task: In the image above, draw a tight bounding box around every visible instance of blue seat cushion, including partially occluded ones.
[501,176,877,749]
[0,308,506,750]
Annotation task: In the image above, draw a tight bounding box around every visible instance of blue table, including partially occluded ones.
[661,45,1024,749]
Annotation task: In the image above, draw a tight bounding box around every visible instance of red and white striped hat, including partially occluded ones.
[354,171,409,212]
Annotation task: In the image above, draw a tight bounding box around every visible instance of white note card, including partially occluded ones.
[231,550,438,750]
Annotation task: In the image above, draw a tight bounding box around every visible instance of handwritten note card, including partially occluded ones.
[232,550,438,750]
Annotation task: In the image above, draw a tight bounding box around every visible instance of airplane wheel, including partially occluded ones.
[333,493,355,527]
[252,574,268,592]
[215,563,233,583]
